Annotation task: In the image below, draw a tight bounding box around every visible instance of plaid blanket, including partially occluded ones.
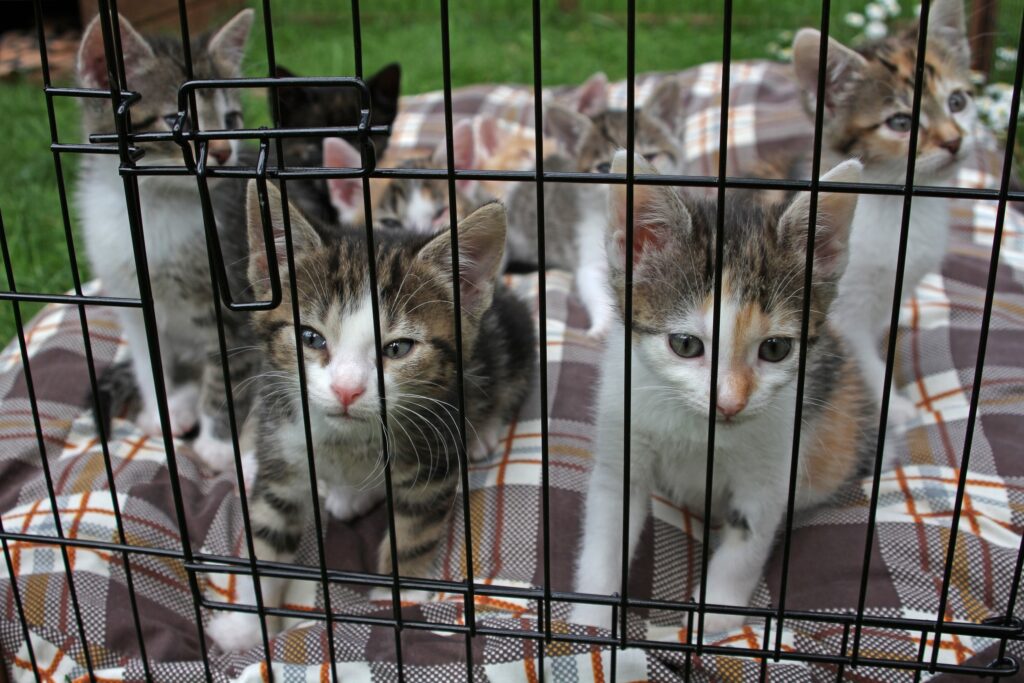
[2,60,1023,682]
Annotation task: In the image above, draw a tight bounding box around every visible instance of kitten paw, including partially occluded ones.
[207,611,267,652]
[585,318,612,341]
[887,393,919,429]
[136,386,200,438]
[191,433,237,473]
[469,421,506,463]
[325,486,381,521]
[369,586,436,604]
[570,603,614,631]
[699,610,745,636]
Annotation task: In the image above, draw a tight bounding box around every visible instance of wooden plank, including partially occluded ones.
[969,0,998,78]
[78,0,247,33]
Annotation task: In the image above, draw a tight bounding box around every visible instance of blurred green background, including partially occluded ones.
[0,0,1021,341]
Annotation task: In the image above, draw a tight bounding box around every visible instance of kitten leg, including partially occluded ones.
[846,325,917,438]
[325,483,384,521]
[574,210,615,339]
[700,487,785,635]
[468,415,507,463]
[192,341,259,473]
[371,474,457,604]
[207,454,307,652]
[571,452,650,630]
[120,309,199,437]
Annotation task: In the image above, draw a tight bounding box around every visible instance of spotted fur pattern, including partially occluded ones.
[207,184,535,651]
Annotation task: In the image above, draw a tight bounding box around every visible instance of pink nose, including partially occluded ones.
[332,383,365,409]
[209,144,231,165]
[716,397,746,419]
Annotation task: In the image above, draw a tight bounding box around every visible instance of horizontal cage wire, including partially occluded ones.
[0,0,1022,681]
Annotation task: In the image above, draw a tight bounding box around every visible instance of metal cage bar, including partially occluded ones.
[1,1,1022,681]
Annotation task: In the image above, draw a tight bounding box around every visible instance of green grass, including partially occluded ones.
[1,0,1022,342]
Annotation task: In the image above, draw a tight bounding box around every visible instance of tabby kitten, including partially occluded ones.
[322,118,483,232]
[78,11,256,469]
[790,0,975,428]
[572,153,877,633]
[206,184,535,651]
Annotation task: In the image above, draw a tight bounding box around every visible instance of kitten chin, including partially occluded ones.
[573,153,879,634]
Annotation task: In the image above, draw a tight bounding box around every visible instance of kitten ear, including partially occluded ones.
[575,71,610,117]
[544,103,594,160]
[607,150,689,271]
[77,14,155,89]
[323,137,366,223]
[367,63,402,124]
[433,119,477,194]
[245,180,322,294]
[643,77,681,128]
[208,8,255,75]
[927,0,970,69]
[475,116,502,161]
[418,202,507,315]
[791,29,867,110]
[777,159,862,280]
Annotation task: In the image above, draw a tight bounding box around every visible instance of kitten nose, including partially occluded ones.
[331,382,365,410]
[716,399,746,419]
[939,136,962,155]
[208,141,232,165]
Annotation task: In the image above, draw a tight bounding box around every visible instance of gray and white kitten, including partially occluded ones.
[206,183,535,651]
[790,0,975,430]
[572,152,877,633]
[78,11,256,470]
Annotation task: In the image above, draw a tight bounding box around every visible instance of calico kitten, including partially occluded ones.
[322,118,482,232]
[78,11,256,469]
[790,0,975,428]
[572,152,877,633]
[206,183,535,651]
[267,62,402,225]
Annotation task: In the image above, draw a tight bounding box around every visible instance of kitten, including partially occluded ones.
[486,75,683,337]
[790,0,975,429]
[78,11,257,470]
[206,183,536,651]
[322,118,482,232]
[572,152,876,634]
[267,62,402,225]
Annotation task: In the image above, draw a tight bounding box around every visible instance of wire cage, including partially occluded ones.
[1,0,1023,680]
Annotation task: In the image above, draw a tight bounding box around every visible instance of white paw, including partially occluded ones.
[192,432,237,473]
[469,422,505,463]
[887,393,918,429]
[207,611,267,652]
[570,603,614,631]
[699,610,745,636]
[167,386,200,436]
[136,408,164,437]
[585,317,612,341]
[324,486,381,521]
[368,586,436,604]
[239,451,259,491]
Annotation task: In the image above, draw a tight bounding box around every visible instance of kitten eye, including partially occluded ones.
[595,162,611,173]
[948,90,969,113]
[224,110,243,129]
[885,113,913,133]
[301,326,327,351]
[378,217,404,230]
[433,206,448,220]
[668,334,704,358]
[643,152,660,162]
[383,339,415,359]
[163,113,181,129]
[758,337,792,363]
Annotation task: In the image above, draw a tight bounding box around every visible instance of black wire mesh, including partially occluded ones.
[0,0,1022,681]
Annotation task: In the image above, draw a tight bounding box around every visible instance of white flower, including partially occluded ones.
[844,12,866,27]
[865,3,887,20]
[996,46,1018,64]
[914,3,921,17]
[881,0,901,16]
[865,20,888,39]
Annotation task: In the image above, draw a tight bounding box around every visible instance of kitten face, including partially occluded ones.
[77,11,253,166]
[606,152,860,423]
[246,182,505,434]
[792,0,974,181]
